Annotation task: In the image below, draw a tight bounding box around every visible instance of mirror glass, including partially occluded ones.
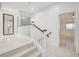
[3,13,14,35]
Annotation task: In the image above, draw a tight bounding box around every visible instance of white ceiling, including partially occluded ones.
[1,2,56,14]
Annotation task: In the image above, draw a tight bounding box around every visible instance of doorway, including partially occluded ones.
[59,12,75,48]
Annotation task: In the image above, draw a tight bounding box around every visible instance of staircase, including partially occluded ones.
[0,36,42,57]
[0,23,50,57]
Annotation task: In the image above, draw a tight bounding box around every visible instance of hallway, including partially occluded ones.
[0,2,79,57]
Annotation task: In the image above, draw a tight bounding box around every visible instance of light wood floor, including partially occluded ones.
[60,37,74,48]
[47,47,79,57]
[47,39,78,57]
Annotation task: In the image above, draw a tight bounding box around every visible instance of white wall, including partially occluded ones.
[31,25,44,41]
[31,2,79,48]
[0,9,18,38]
[0,7,33,54]
[1,3,32,37]
[17,26,31,37]
[0,9,18,54]
[31,4,60,48]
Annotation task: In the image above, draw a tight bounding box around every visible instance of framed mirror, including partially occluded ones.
[3,13,14,35]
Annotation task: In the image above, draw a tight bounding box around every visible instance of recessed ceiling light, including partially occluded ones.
[31,8,34,10]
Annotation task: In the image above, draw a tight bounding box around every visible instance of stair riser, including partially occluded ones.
[21,48,37,57]
[37,54,42,57]
[0,43,33,57]
[28,53,41,57]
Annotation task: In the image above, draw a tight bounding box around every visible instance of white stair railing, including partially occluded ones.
[37,37,44,48]
[30,24,48,56]
[22,23,52,56]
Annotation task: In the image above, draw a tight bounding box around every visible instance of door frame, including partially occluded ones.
[59,11,76,48]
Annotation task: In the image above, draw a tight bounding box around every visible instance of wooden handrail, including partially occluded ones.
[27,24,47,33]
[33,24,47,33]
[46,32,52,38]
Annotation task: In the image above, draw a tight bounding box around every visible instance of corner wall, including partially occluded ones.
[31,2,79,48]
